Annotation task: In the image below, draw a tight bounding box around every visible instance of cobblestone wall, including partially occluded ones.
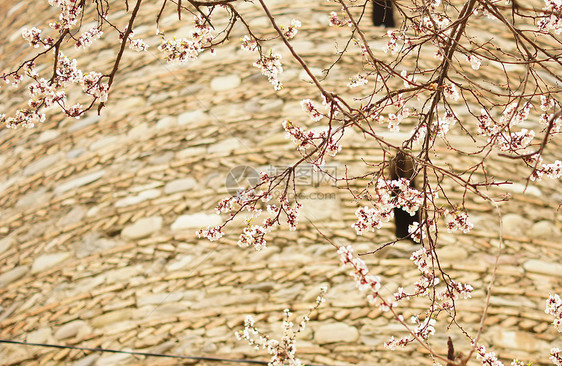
[0,0,560,365]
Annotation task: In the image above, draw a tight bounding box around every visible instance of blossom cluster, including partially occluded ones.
[383,30,411,54]
[478,103,537,152]
[443,83,460,102]
[498,129,535,151]
[400,70,417,88]
[500,102,533,126]
[328,11,350,27]
[81,71,109,103]
[282,118,343,164]
[387,108,410,132]
[338,245,383,305]
[407,220,437,243]
[531,160,562,181]
[445,210,474,233]
[420,14,451,33]
[352,178,429,236]
[158,15,214,63]
[253,51,284,90]
[352,179,395,234]
[199,174,302,250]
[466,54,482,70]
[236,288,326,366]
[539,95,562,133]
[2,52,110,128]
[537,0,562,34]
[22,28,46,49]
[410,247,438,295]
[435,109,457,136]
[281,19,302,40]
[75,27,103,49]
[546,293,562,332]
[436,279,473,309]
[552,348,562,366]
[48,0,81,30]
[478,108,502,136]
[241,35,284,89]
[300,99,323,122]
[241,35,258,52]
[475,344,504,366]
[384,317,436,350]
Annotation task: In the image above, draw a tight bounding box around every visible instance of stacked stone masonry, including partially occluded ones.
[0,0,560,365]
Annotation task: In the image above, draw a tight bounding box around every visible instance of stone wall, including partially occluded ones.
[0,0,560,365]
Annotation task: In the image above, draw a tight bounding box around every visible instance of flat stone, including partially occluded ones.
[244,100,261,114]
[523,259,562,277]
[148,151,174,165]
[66,148,85,159]
[68,114,101,132]
[0,177,19,195]
[288,40,315,54]
[68,275,106,296]
[72,354,99,366]
[244,282,275,292]
[121,216,163,240]
[178,110,209,126]
[156,116,177,130]
[164,178,197,194]
[37,129,60,143]
[315,323,359,344]
[31,252,70,274]
[153,341,176,354]
[75,233,120,258]
[137,292,184,307]
[180,84,205,96]
[0,265,29,287]
[88,136,119,151]
[95,351,131,365]
[171,213,222,231]
[0,236,14,255]
[489,328,550,353]
[259,133,289,146]
[166,255,193,271]
[208,137,244,154]
[437,246,468,261]
[299,67,325,83]
[497,182,542,197]
[127,122,151,140]
[112,96,145,111]
[190,294,262,309]
[54,320,87,340]
[23,153,60,176]
[91,309,134,328]
[115,189,161,207]
[57,206,86,227]
[210,74,241,91]
[529,220,561,241]
[27,327,52,344]
[177,146,206,159]
[300,197,341,222]
[271,283,304,301]
[105,266,142,284]
[502,213,532,237]
[209,103,245,120]
[16,187,52,208]
[55,170,105,195]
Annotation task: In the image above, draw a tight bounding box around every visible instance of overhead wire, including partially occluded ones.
[0,339,340,366]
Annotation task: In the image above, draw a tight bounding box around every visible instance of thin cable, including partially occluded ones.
[0,339,338,366]
[0,339,265,364]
